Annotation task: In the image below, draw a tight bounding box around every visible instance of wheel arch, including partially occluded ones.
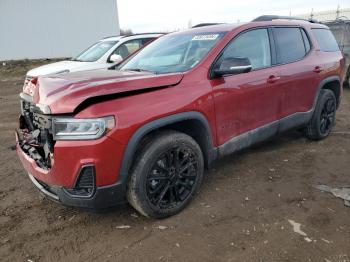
[118,111,217,185]
[315,76,342,109]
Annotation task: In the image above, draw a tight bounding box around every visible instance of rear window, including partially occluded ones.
[312,29,339,52]
[273,27,307,64]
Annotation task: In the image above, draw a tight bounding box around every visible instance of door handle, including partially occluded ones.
[267,75,280,84]
[313,66,323,73]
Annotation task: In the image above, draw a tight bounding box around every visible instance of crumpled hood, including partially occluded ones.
[30,69,184,114]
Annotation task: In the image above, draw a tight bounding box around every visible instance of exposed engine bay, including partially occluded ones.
[18,99,55,169]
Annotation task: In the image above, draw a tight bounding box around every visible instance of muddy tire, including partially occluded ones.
[305,89,337,140]
[127,130,204,218]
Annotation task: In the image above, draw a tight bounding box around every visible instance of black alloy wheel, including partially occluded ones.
[305,89,337,140]
[319,98,336,136]
[146,146,198,210]
[127,131,204,218]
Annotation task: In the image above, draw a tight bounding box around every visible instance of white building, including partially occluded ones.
[0,0,120,61]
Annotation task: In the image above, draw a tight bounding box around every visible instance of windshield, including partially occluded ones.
[120,32,226,74]
[73,41,117,62]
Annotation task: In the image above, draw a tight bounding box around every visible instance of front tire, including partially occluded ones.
[305,89,337,140]
[127,131,204,218]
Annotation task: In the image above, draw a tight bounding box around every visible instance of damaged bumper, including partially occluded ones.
[16,92,127,210]
[16,131,127,210]
[26,172,126,210]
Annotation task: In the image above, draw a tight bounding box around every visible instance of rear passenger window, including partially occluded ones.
[312,29,340,52]
[273,27,306,64]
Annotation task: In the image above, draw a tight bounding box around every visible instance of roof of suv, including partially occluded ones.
[180,19,328,35]
[101,33,164,42]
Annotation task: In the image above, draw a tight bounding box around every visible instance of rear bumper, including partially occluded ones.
[27,172,126,210]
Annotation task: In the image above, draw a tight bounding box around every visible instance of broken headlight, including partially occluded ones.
[52,116,115,140]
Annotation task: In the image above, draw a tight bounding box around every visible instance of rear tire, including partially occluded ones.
[305,89,337,140]
[127,130,204,218]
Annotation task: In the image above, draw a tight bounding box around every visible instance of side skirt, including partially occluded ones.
[217,110,313,158]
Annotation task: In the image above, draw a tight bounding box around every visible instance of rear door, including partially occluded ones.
[271,27,319,117]
[211,28,282,145]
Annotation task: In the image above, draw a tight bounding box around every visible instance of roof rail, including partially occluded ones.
[192,23,224,28]
[252,15,319,23]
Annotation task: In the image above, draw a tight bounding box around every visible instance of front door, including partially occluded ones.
[211,28,282,146]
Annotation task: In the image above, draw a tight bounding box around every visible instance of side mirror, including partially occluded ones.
[109,54,123,64]
[213,57,252,77]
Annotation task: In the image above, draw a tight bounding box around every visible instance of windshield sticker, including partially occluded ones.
[192,34,219,41]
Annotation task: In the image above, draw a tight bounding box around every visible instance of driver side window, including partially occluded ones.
[222,29,271,70]
[113,39,143,59]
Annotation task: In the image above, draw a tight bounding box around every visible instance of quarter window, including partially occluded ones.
[221,29,271,70]
[273,27,306,64]
[312,29,340,52]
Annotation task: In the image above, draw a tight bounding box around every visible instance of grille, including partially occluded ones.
[66,165,96,197]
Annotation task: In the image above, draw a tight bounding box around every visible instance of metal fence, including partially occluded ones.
[326,20,350,57]
[296,7,350,22]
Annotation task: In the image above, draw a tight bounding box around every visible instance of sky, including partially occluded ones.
[118,0,350,32]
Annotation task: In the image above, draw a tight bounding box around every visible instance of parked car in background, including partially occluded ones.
[24,33,163,84]
[17,17,345,218]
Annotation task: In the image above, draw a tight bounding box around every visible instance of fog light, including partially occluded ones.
[65,165,95,197]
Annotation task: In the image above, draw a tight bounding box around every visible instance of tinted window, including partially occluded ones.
[312,29,340,52]
[74,41,117,62]
[141,38,156,45]
[301,29,311,53]
[222,29,271,70]
[274,27,306,64]
[113,39,143,59]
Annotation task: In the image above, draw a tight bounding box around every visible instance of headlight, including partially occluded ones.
[52,116,115,140]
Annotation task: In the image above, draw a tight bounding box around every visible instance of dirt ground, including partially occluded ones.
[0,60,349,262]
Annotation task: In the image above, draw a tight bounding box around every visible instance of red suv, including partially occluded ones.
[16,16,345,218]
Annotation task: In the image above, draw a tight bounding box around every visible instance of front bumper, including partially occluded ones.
[27,172,126,210]
[16,132,128,210]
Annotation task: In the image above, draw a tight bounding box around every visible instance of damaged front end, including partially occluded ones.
[17,93,55,170]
